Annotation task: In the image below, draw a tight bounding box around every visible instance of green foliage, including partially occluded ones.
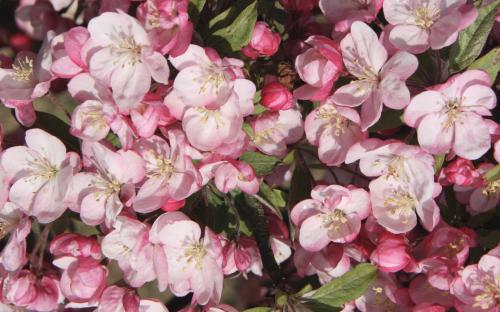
[240,152,281,176]
[188,0,206,25]
[206,0,257,53]
[433,154,445,174]
[468,47,500,82]
[302,264,378,309]
[449,0,500,71]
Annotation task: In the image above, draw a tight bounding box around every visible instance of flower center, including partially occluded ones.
[442,99,460,129]
[11,56,34,81]
[413,6,440,30]
[111,35,142,67]
[196,107,225,128]
[0,218,16,240]
[321,210,348,235]
[473,275,500,310]
[27,155,59,183]
[384,190,416,224]
[184,242,207,269]
[316,105,349,136]
[482,179,500,197]
[197,66,227,95]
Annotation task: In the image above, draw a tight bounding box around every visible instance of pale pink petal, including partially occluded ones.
[404,91,444,127]
[389,25,429,54]
[453,112,491,160]
[417,113,454,155]
[380,51,418,80]
[299,214,331,252]
[379,74,411,110]
[332,81,372,107]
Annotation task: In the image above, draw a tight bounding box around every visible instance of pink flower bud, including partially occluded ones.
[370,233,411,273]
[56,257,108,304]
[441,157,481,187]
[242,22,281,59]
[49,233,101,260]
[97,286,140,312]
[261,82,294,111]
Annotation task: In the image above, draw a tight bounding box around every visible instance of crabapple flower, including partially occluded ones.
[260,81,294,111]
[101,216,156,287]
[293,244,351,284]
[404,70,497,160]
[68,73,136,149]
[305,101,365,166]
[200,156,259,195]
[150,212,224,305]
[65,141,145,226]
[1,129,80,223]
[51,26,90,79]
[137,0,193,56]
[294,35,343,101]
[355,274,413,312]
[467,164,499,216]
[441,157,481,187]
[383,0,478,54]
[95,286,140,312]
[370,233,411,273]
[3,270,62,312]
[409,275,455,309]
[369,173,440,234]
[132,131,201,213]
[249,109,304,157]
[87,11,169,113]
[291,184,371,252]
[53,256,108,305]
[319,0,383,33]
[0,202,31,272]
[451,244,500,312]
[242,22,281,59]
[0,32,55,126]
[345,138,435,181]
[49,233,101,260]
[222,237,263,277]
[332,22,418,130]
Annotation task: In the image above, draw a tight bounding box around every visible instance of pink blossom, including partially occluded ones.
[200,156,259,195]
[383,0,478,54]
[355,274,413,312]
[260,81,294,111]
[130,90,176,138]
[137,0,193,56]
[294,35,343,101]
[441,157,482,187]
[68,73,136,149]
[53,256,107,305]
[0,33,55,126]
[305,101,365,166]
[49,233,101,261]
[345,138,435,180]
[3,270,61,312]
[249,109,304,157]
[467,164,499,216]
[95,286,140,312]
[149,212,224,304]
[242,22,281,59]
[319,0,383,33]
[404,70,497,160]
[409,275,454,309]
[132,130,201,213]
[370,233,411,273]
[291,184,371,251]
[0,202,31,272]
[293,243,350,284]
[222,237,263,277]
[87,11,169,113]
[370,172,440,234]
[101,216,156,287]
[451,244,500,312]
[1,129,80,223]
[332,22,418,130]
[51,27,90,79]
[65,141,145,226]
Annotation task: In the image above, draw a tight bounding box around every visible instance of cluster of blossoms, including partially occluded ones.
[0,0,499,311]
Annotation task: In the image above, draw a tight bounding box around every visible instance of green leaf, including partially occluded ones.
[105,132,122,149]
[206,0,258,52]
[469,47,500,82]
[260,182,286,209]
[253,104,268,115]
[434,154,445,174]
[303,264,378,309]
[483,164,500,182]
[449,0,500,71]
[242,122,255,139]
[240,152,281,176]
[368,109,403,132]
[188,0,206,26]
